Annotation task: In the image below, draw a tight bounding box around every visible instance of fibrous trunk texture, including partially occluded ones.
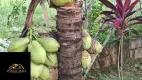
[57,0,83,80]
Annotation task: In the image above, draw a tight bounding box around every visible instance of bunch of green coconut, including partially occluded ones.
[7,28,59,80]
[81,29,103,72]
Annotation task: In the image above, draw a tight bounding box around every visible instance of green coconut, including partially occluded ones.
[81,50,91,72]
[87,39,103,54]
[82,29,92,50]
[51,0,73,7]
[7,37,29,52]
[31,61,44,78]
[94,40,103,53]
[39,65,50,80]
[45,53,58,68]
[28,40,46,64]
[37,37,60,53]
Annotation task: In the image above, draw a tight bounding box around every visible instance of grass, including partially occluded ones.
[87,58,142,80]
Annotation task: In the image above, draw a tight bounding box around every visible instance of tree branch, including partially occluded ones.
[87,0,96,13]
[20,0,41,37]
[83,0,96,29]
[40,0,48,27]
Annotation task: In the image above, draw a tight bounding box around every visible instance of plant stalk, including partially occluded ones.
[120,34,124,80]
[118,36,121,80]
[118,33,124,80]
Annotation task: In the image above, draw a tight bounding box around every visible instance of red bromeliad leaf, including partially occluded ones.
[125,8,142,19]
[103,18,115,23]
[124,0,131,11]
[126,0,139,12]
[100,11,114,15]
[116,0,123,10]
[125,10,137,18]
[100,11,115,18]
[129,16,142,21]
[114,18,123,27]
[99,26,112,33]
[128,21,142,27]
[99,0,117,12]
[116,0,123,15]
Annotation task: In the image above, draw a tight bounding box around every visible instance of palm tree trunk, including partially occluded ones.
[56,0,83,80]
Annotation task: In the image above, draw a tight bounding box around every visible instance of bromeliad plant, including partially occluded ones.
[98,0,142,79]
[99,0,142,37]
